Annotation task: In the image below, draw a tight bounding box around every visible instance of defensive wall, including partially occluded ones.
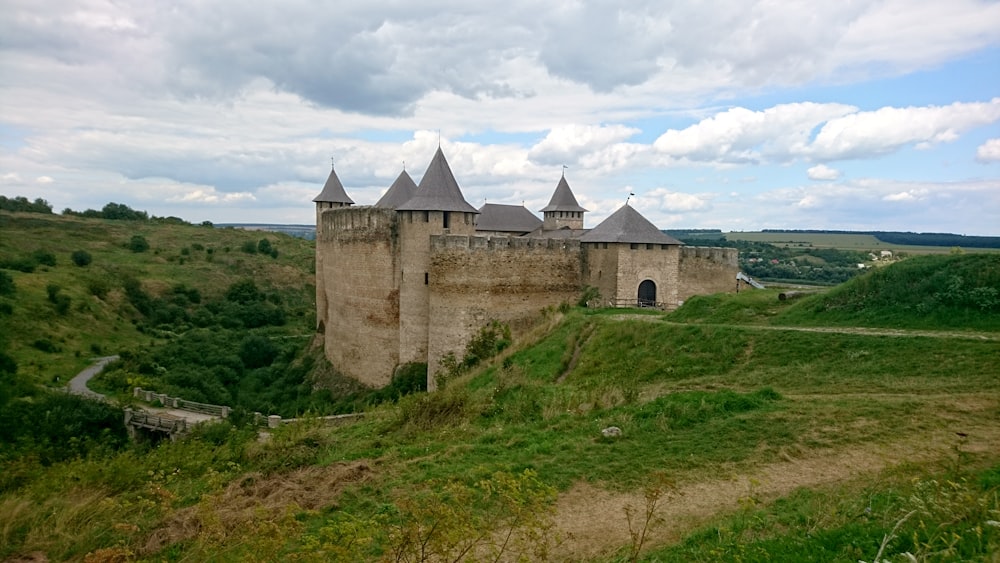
[426,235,583,385]
[677,246,740,303]
[317,207,742,389]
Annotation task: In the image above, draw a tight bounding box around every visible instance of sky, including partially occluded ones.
[1,1,999,234]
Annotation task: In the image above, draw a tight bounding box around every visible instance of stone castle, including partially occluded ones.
[314,147,738,389]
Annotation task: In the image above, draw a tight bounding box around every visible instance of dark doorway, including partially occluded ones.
[638,280,656,307]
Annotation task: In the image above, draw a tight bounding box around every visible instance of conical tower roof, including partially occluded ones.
[313,165,354,204]
[580,204,682,245]
[540,175,588,213]
[396,147,479,213]
[374,169,417,209]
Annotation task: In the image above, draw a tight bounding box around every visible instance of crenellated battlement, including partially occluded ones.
[319,206,397,242]
[680,245,739,266]
[430,234,581,253]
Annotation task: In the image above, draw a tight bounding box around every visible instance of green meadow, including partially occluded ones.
[1,212,998,561]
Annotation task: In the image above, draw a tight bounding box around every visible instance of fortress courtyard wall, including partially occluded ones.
[426,235,582,388]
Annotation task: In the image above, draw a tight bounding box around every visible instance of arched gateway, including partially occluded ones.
[638,279,657,307]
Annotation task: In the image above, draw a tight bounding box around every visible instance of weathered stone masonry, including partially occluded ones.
[314,148,740,390]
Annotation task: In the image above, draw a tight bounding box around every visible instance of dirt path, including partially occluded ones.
[609,315,1000,341]
[551,421,1000,560]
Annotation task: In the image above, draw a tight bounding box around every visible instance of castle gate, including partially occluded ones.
[638,279,656,307]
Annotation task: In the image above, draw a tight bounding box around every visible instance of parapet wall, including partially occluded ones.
[677,246,740,303]
[426,235,582,386]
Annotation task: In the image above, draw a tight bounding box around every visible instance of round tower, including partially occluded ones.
[394,147,478,380]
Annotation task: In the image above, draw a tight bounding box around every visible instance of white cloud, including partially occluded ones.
[977,138,1000,162]
[528,124,641,166]
[807,164,840,181]
[641,188,712,212]
[653,103,856,164]
[35,176,54,184]
[809,98,1000,160]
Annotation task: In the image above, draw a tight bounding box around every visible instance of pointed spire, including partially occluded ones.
[374,169,418,209]
[312,163,354,204]
[396,147,478,213]
[580,205,682,245]
[540,175,588,213]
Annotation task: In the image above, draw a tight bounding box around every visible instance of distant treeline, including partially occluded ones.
[761,229,1000,249]
[1,195,212,226]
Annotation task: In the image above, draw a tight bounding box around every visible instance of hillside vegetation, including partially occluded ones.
[1,227,998,561]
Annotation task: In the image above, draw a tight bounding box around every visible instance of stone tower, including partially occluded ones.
[395,148,479,367]
[313,163,354,333]
[313,163,354,228]
[540,174,587,231]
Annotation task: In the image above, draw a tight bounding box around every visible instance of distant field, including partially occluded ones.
[724,231,1000,253]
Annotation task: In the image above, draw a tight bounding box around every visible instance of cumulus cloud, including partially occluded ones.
[809,98,1000,160]
[641,188,712,212]
[529,124,640,166]
[977,138,1000,162]
[653,103,856,164]
[653,99,1000,166]
[807,164,840,181]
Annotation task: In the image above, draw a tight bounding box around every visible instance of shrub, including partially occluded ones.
[240,240,258,254]
[0,271,14,296]
[32,249,56,267]
[128,234,149,252]
[32,338,60,353]
[71,249,92,266]
[239,335,279,369]
[0,257,35,273]
[225,279,263,304]
[257,238,273,255]
[87,277,111,299]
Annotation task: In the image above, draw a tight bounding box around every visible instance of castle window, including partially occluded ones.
[423,211,429,222]
[630,243,638,250]
[646,244,653,250]
[424,272,429,285]
[661,244,669,250]
[443,211,450,228]
[603,243,608,249]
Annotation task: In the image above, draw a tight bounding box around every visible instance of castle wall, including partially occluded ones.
[318,207,401,388]
[426,235,582,388]
[581,243,620,306]
[677,246,740,303]
[398,210,476,367]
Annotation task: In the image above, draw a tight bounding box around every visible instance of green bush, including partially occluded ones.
[0,271,14,296]
[87,277,110,299]
[32,249,56,267]
[240,240,258,254]
[127,234,149,253]
[70,249,92,266]
[0,257,35,273]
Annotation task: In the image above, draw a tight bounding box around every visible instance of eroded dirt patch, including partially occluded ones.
[552,422,1000,560]
[143,461,372,554]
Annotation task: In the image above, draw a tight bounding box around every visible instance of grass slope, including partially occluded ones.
[0,246,998,561]
[0,211,316,384]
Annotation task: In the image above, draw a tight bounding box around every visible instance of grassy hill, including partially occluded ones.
[0,211,317,385]
[1,232,998,561]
